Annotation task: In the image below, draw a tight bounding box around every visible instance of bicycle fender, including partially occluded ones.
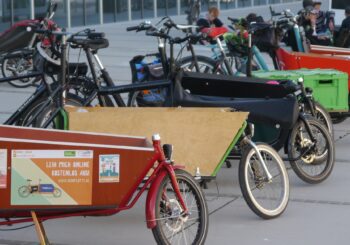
[145,165,183,229]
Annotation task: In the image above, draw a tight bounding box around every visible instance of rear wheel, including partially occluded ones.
[288,118,335,184]
[152,169,208,245]
[313,102,333,137]
[18,186,30,198]
[2,50,39,88]
[239,143,289,219]
[17,94,84,129]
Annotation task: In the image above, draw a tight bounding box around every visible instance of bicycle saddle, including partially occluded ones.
[71,37,109,50]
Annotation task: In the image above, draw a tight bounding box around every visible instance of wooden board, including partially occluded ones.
[67,107,248,177]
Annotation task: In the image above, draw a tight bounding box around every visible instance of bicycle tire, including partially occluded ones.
[2,50,38,88]
[152,169,208,245]
[17,93,85,129]
[288,118,335,184]
[239,143,289,219]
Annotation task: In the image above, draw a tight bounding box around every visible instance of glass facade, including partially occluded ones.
[238,0,251,7]
[131,0,154,20]
[221,0,236,10]
[254,0,267,6]
[0,0,302,31]
[157,0,177,17]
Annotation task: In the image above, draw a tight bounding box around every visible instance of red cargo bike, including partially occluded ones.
[0,125,208,245]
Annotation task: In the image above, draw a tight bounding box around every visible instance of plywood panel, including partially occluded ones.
[67,107,248,177]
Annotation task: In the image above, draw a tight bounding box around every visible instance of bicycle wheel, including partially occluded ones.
[313,101,333,137]
[53,188,62,198]
[152,169,208,245]
[179,55,218,74]
[239,143,289,219]
[2,50,38,88]
[288,118,335,184]
[18,186,30,198]
[18,93,84,129]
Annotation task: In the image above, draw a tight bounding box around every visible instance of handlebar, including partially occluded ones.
[227,17,240,24]
[126,25,139,32]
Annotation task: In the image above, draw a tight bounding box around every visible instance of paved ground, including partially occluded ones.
[1,5,350,245]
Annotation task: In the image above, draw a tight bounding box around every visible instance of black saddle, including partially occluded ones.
[71,37,109,50]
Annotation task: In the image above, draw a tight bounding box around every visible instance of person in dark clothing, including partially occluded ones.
[313,1,334,33]
[196,6,223,30]
[302,7,332,46]
[341,6,350,30]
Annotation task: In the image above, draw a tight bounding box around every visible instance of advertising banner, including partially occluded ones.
[0,149,7,189]
[11,150,93,205]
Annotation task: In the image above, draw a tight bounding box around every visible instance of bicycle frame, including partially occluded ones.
[0,134,188,230]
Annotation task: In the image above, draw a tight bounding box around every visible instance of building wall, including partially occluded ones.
[0,0,333,31]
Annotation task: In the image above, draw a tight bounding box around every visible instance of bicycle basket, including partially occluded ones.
[129,55,166,106]
[252,23,278,52]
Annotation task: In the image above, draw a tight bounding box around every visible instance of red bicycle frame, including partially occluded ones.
[0,134,188,230]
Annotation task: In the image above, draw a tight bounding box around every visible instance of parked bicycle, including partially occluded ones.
[126,18,335,186]
[18,179,62,198]
[0,0,59,88]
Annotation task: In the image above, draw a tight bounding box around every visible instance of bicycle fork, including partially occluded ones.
[242,137,273,181]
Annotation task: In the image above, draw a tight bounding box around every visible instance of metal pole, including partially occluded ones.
[217,0,220,10]
[154,0,157,18]
[10,0,14,26]
[30,0,35,20]
[83,0,86,26]
[67,0,71,28]
[128,0,131,21]
[99,0,103,24]
[177,0,180,15]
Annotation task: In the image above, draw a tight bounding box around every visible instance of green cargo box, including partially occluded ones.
[253,69,349,112]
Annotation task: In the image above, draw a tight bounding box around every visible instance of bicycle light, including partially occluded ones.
[163,144,173,161]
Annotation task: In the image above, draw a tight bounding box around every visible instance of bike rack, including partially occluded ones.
[31,211,50,245]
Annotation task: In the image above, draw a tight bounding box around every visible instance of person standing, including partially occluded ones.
[341,6,350,30]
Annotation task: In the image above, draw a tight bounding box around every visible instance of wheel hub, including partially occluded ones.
[300,138,315,163]
[165,199,185,233]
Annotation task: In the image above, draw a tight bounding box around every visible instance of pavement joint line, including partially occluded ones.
[208,196,240,216]
[335,131,350,142]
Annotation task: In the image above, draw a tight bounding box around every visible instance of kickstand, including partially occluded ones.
[31,211,50,245]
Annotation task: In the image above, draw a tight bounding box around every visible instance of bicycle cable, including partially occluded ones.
[0,223,36,231]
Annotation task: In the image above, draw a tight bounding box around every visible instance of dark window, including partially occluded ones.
[157,0,177,17]
[332,0,346,10]
[132,0,154,20]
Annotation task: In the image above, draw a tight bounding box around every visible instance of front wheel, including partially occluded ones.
[152,169,208,245]
[53,188,62,198]
[288,118,335,184]
[179,55,218,74]
[18,186,30,198]
[239,143,289,219]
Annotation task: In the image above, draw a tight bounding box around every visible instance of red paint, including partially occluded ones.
[201,27,229,39]
[276,48,350,92]
[0,126,188,231]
